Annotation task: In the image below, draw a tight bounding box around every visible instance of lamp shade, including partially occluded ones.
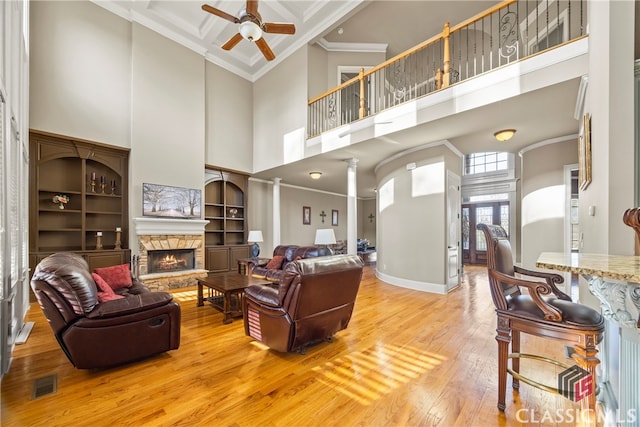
[239,20,262,41]
[314,229,336,245]
[247,230,263,243]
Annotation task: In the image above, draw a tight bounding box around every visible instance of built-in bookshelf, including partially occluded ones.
[204,168,249,272]
[29,130,131,272]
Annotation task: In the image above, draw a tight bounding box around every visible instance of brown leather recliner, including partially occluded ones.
[248,245,331,282]
[243,254,363,353]
[30,252,181,369]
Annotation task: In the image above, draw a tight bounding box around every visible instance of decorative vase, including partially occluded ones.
[58,203,65,209]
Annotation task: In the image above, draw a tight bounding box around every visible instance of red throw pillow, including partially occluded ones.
[265,255,285,270]
[92,273,124,303]
[93,264,133,290]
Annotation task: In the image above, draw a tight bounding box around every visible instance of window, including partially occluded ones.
[464,152,509,175]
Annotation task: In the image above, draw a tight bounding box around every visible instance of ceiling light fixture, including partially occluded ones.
[494,129,516,142]
[309,171,322,180]
[239,20,262,42]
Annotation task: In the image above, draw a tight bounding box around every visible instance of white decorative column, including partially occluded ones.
[587,277,640,426]
[273,177,281,248]
[346,158,358,255]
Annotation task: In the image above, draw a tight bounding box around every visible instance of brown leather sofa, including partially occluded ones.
[30,252,181,369]
[248,245,331,282]
[243,254,363,353]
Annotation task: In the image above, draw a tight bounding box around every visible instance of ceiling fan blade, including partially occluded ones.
[246,0,259,17]
[222,33,244,51]
[255,38,275,61]
[262,22,296,35]
[201,4,239,24]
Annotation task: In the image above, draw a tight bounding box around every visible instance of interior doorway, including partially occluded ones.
[462,201,509,265]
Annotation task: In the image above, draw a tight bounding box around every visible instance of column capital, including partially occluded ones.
[273,177,282,184]
[345,158,359,168]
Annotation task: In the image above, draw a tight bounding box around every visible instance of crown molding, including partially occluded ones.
[518,134,579,157]
[316,38,387,53]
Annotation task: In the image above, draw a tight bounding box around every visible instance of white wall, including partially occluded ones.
[205,61,253,172]
[29,1,131,146]
[520,139,578,269]
[129,23,205,250]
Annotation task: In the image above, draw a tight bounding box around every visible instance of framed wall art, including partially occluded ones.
[143,183,201,219]
[332,209,339,226]
[303,206,311,225]
[579,113,592,191]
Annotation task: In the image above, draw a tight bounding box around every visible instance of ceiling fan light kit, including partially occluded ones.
[239,20,262,41]
[202,0,295,61]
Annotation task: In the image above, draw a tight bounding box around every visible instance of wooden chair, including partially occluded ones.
[477,223,604,414]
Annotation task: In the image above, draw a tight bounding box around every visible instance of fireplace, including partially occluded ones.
[148,249,195,274]
[134,217,210,291]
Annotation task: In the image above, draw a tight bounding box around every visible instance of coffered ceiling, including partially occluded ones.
[93,0,368,81]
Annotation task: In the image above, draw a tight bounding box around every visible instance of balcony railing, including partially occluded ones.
[308,0,587,138]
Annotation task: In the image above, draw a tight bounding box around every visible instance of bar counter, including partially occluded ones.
[537,252,640,426]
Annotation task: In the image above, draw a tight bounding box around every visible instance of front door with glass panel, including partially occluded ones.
[462,202,509,265]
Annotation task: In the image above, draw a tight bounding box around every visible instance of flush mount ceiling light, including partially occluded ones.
[309,171,322,180]
[494,129,516,142]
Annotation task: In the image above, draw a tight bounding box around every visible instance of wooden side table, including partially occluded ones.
[237,257,270,275]
[197,272,272,324]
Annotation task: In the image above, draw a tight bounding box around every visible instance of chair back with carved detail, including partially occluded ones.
[476,222,604,418]
[478,224,521,310]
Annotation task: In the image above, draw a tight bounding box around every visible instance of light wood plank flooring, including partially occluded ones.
[1,266,589,426]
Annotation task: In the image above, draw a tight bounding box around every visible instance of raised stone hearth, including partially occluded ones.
[134,218,209,291]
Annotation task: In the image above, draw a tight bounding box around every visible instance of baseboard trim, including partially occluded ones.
[375,271,455,295]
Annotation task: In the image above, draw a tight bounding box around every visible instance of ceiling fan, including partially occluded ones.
[202,0,296,61]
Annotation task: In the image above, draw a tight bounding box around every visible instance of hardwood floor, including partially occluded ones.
[2,265,589,426]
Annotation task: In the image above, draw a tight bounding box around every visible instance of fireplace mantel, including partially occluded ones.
[134,217,209,235]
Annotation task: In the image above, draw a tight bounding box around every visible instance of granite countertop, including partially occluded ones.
[536,252,640,283]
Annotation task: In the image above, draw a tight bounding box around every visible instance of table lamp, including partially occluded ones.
[314,228,336,254]
[248,230,264,258]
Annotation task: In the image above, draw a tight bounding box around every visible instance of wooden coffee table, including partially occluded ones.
[197,272,272,324]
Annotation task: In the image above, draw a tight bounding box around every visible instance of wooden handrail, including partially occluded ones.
[308,0,517,105]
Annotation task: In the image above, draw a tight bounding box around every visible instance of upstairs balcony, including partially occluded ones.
[308,0,588,139]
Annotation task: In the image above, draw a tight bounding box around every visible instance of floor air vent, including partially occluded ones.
[32,374,57,399]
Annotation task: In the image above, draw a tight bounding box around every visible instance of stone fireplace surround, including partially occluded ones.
[134,217,209,291]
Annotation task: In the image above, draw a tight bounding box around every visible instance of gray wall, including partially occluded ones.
[247,179,374,256]
[30,1,132,146]
[375,144,462,291]
[520,139,578,269]
[253,48,309,172]
[205,61,253,172]
[129,23,205,231]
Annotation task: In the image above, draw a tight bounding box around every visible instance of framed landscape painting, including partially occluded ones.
[143,183,201,219]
